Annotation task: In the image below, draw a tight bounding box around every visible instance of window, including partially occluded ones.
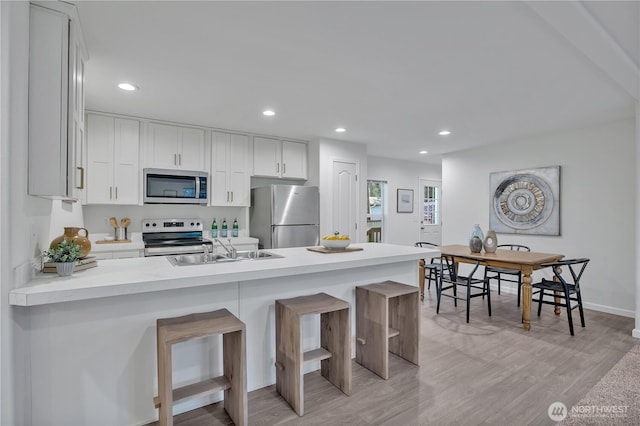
[423,184,439,225]
[367,180,386,242]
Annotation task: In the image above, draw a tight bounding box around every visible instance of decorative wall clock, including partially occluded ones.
[489,166,560,235]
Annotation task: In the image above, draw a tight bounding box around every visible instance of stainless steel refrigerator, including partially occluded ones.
[250,185,319,249]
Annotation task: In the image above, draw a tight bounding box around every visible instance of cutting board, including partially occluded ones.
[307,247,364,254]
[95,239,132,244]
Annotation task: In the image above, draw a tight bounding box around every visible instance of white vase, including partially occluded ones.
[483,230,498,253]
[56,262,74,277]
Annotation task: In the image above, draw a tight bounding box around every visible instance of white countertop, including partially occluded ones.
[10,243,439,307]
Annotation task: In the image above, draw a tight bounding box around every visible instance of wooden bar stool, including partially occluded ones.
[275,292,351,416]
[154,309,247,426]
[355,281,420,379]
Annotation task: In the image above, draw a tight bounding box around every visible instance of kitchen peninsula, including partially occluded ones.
[10,243,437,426]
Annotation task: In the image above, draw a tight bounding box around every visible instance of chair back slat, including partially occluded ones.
[497,244,530,252]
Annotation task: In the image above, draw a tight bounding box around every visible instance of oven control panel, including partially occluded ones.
[142,218,203,233]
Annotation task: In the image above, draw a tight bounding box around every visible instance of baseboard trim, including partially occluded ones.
[485,283,636,319]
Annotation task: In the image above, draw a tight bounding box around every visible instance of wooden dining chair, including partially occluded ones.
[532,258,589,336]
[437,255,491,323]
[484,244,530,306]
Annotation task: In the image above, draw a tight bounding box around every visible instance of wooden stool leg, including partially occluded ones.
[275,302,304,416]
[388,292,419,366]
[321,308,352,395]
[223,329,248,426]
[157,336,173,426]
[355,287,389,379]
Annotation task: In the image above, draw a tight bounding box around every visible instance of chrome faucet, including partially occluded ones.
[202,244,210,263]
[215,238,237,259]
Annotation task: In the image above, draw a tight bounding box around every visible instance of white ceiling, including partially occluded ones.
[74,1,639,165]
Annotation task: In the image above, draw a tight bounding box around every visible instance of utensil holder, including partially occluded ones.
[115,227,126,241]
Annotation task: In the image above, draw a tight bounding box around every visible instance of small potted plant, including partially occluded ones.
[45,239,82,276]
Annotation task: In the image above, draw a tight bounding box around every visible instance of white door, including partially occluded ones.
[332,161,358,240]
[147,123,178,169]
[113,118,140,204]
[419,179,442,245]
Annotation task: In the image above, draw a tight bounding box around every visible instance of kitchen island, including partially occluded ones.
[10,243,437,425]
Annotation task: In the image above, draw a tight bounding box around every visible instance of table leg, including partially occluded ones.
[418,259,425,302]
[553,266,562,315]
[521,272,533,331]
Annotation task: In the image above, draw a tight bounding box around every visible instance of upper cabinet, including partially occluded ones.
[211,131,250,206]
[86,113,140,205]
[253,137,307,180]
[145,123,206,171]
[28,3,88,200]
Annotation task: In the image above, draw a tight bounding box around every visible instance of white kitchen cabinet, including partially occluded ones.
[146,123,206,171]
[86,114,140,205]
[211,131,250,206]
[28,3,87,200]
[253,137,307,179]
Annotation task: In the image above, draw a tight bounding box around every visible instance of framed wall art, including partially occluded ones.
[489,166,560,235]
[397,189,414,213]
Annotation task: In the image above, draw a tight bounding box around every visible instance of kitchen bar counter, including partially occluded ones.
[10,243,433,306]
[13,243,438,426]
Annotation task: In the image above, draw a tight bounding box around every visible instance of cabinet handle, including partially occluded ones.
[109,186,112,200]
[174,154,177,165]
[178,154,181,165]
[276,163,280,173]
[230,192,233,202]
[115,187,118,200]
[226,192,229,202]
[283,163,286,174]
[76,167,84,189]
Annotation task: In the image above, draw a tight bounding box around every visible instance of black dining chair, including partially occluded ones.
[415,242,441,293]
[531,258,589,336]
[484,244,530,306]
[437,254,491,323]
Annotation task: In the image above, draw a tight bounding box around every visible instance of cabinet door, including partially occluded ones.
[69,25,87,202]
[210,131,230,205]
[113,118,140,205]
[228,133,250,206]
[253,136,281,177]
[86,114,115,204]
[28,5,70,197]
[147,123,179,169]
[179,127,206,171]
[281,141,307,179]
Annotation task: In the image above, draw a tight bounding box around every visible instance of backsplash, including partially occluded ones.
[83,205,250,237]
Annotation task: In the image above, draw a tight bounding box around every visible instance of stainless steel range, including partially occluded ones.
[142,218,213,257]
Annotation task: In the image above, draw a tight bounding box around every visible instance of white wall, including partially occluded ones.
[443,118,636,317]
[318,138,367,242]
[368,156,441,246]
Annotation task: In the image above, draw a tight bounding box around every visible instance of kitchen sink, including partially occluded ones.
[167,250,282,266]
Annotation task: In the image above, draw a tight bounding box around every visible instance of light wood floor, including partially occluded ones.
[149,289,637,426]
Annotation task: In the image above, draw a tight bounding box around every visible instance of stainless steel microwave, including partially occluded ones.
[143,168,208,205]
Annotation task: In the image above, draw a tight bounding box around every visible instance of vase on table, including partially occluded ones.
[469,224,484,253]
[483,230,498,253]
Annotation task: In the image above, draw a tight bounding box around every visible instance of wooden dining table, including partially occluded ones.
[430,244,564,331]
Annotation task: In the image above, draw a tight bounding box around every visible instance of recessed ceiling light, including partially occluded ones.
[335,127,346,133]
[419,150,428,155]
[439,130,451,136]
[118,83,138,91]
[263,110,275,116]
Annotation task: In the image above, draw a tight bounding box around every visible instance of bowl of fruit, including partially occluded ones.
[321,232,351,250]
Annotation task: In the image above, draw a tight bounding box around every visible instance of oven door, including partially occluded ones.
[143,168,208,204]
